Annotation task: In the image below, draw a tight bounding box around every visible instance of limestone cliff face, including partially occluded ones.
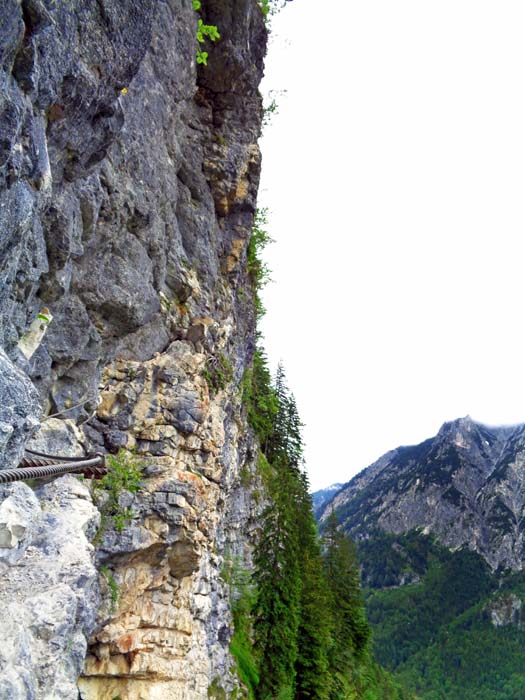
[0,0,267,697]
[79,345,262,700]
[321,417,525,572]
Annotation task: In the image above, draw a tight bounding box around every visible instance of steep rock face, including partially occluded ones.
[0,347,41,468]
[1,0,265,416]
[0,474,101,699]
[0,0,267,697]
[78,343,262,700]
[322,417,525,571]
[486,593,525,630]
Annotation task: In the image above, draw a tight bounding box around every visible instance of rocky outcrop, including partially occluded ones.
[78,342,262,700]
[0,474,100,699]
[0,0,268,697]
[1,0,265,416]
[322,417,525,571]
[0,348,41,469]
[311,482,343,519]
[486,593,525,630]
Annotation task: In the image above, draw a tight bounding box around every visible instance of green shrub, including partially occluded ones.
[100,565,119,613]
[93,449,143,538]
[203,352,233,392]
[258,0,286,22]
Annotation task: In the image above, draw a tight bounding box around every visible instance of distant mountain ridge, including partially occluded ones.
[319,416,525,571]
[311,482,343,518]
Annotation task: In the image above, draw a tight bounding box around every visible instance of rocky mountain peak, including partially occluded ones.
[322,418,525,571]
[437,414,475,442]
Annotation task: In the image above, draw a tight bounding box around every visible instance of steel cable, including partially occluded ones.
[24,448,82,462]
[0,455,106,484]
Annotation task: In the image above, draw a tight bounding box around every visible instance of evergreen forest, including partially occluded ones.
[229,351,411,700]
[359,531,525,700]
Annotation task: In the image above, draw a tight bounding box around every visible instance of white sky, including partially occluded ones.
[257,0,525,491]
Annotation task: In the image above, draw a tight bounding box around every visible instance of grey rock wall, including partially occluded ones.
[0,475,101,700]
[0,0,267,697]
[1,0,264,419]
[0,348,40,469]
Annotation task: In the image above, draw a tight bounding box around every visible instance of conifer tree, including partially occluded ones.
[253,461,302,700]
[265,362,288,464]
[253,365,306,699]
[239,212,409,699]
[323,511,372,698]
[244,347,279,448]
[294,476,331,700]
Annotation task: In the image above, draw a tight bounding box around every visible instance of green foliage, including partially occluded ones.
[246,208,273,320]
[234,204,408,699]
[358,529,440,588]
[241,348,279,448]
[362,530,525,700]
[208,677,227,700]
[239,465,254,487]
[203,352,233,392]
[222,556,259,698]
[100,565,119,613]
[350,656,412,700]
[236,356,411,700]
[253,462,302,700]
[324,513,371,662]
[111,507,134,532]
[93,449,143,537]
[262,90,286,128]
[262,96,278,127]
[196,18,220,42]
[193,1,220,66]
[258,0,287,22]
[294,499,331,700]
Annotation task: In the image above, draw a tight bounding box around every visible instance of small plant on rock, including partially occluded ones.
[258,0,287,23]
[100,565,120,613]
[193,0,220,66]
[203,352,234,392]
[93,449,144,538]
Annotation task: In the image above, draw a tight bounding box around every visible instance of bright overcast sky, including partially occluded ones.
[257,0,525,491]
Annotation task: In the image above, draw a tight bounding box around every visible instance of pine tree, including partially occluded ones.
[243,347,279,449]
[253,366,305,700]
[265,362,288,464]
[253,461,302,700]
[294,478,331,700]
[323,511,372,698]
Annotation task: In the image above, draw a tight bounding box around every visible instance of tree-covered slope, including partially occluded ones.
[363,532,525,700]
[236,347,412,700]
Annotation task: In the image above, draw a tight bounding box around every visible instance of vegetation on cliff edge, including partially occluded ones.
[231,346,411,700]
[361,530,525,700]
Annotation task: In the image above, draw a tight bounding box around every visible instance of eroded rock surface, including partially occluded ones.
[79,343,261,699]
[0,348,40,469]
[0,476,100,700]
